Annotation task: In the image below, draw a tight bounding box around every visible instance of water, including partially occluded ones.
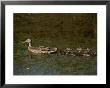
[14,48,97,75]
[14,13,97,75]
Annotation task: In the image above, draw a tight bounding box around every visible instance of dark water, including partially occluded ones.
[14,13,97,75]
[14,45,97,75]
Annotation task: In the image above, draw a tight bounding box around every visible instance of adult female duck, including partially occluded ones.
[23,39,57,54]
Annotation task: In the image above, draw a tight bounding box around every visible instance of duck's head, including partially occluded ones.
[22,39,31,43]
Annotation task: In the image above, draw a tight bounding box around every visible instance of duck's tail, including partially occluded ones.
[49,48,58,54]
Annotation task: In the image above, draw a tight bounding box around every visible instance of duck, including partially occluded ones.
[23,39,57,54]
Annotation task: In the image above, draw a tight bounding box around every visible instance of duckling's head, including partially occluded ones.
[23,39,31,43]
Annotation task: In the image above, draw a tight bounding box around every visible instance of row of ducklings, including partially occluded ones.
[23,39,96,56]
[57,48,97,57]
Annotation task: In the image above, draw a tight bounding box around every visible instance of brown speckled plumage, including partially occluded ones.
[23,39,57,54]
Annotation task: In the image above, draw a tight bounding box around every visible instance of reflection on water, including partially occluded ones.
[14,49,97,75]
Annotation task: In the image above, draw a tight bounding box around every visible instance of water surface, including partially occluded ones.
[14,13,97,75]
[14,48,97,75]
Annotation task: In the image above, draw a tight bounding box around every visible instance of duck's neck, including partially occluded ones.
[28,42,31,47]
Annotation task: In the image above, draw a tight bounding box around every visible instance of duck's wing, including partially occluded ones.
[30,46,40,50]
[41,47,50,51]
